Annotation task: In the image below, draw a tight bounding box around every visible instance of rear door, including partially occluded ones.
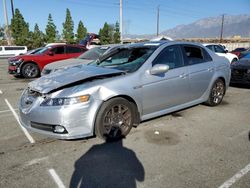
[182,45,214,100]
[66,46,86,58]
[142,45,190,115]
[50,46,67,61]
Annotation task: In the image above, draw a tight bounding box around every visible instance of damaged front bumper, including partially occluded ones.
[19,93,103,139]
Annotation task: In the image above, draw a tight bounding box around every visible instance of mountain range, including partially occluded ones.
[124,14,250,39]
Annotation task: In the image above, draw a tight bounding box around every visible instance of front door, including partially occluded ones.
[142,45,190,116]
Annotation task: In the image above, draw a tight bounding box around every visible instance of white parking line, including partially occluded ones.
[48,169,66,188]
[0,108,18,114]
[24,156,49,167]
[0,90,3,94]
[218,163,250,188]
[4,98,35,144]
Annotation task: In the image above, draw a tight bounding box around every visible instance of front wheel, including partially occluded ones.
[231,58,238,63]
[95,98,135,140]
[21,63,40,78]
[205,79,225,106]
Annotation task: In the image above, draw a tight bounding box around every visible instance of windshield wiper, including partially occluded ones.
[102,61,130,66]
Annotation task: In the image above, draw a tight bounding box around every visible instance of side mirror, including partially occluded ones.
[150,64,169,75]
[47,51,54,56]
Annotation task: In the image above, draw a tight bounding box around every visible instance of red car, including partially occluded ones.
[8,44,87,78]
[230,47,247,57]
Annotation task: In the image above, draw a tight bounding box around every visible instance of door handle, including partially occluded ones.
[179,73,188,78]
[208,67,214,72]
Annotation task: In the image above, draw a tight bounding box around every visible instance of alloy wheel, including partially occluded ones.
[102,104,132,138]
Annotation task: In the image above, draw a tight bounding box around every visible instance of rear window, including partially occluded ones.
[66,46,84,53]
[79,47,108,60]
[51,46,65,54]
[183,46,206,65]
[206,45,214,51]
[214,45,225,53]
[0,47,2,51]
[4,46,26,51]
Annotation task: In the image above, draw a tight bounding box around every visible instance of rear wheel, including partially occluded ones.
[205,78,225,106]
[21,63,40,78]
[95,98,135,140]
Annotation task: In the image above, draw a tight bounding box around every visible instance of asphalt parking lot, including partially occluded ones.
[0,58,250,188]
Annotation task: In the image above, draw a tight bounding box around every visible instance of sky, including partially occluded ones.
[0,0,249,35]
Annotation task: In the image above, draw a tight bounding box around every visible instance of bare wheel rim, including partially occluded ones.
[24,65,38,77]
[211,81,224,104]
[102,104,132,138]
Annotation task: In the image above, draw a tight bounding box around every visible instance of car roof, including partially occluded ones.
[121,41,206,49]
[46,44,87,49]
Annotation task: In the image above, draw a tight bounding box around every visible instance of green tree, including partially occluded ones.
[62,8,74,43]
[10,9,30,45]
[99,22,113,44]
[113,21,120,43]
[31,23,44,48]
[45,14,57,43]
[75,21,87,43]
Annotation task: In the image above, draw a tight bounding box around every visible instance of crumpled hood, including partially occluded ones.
[44,58,92,70]
[28,65,124,94]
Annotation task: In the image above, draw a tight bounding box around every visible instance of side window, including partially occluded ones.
[0,47,2,51]
[66,46,83,53]
[153,45,183,69]
[202,48,213,62]
[214,45,225,53]
[51,46,65,54]
[206,45,214,52]
[4,46,25,51]
[183,46,205,65]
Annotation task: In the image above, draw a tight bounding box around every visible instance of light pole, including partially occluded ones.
[120,0,123,43]
[2,0,11,45]
[220,14,225,43]
[11,0,14,18]
[157,6,160,36]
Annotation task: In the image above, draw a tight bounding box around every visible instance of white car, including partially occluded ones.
[203,44,238,63]
[0,46,27,57]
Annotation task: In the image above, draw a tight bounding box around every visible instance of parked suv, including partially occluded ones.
[41,44,121,76]
[8,44,87,78]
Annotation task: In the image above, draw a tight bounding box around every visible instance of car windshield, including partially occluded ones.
[78,47,109,60]
[34,47,50,54]
[91,46,157,73]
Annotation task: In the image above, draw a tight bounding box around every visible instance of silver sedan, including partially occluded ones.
[19,41,230,140]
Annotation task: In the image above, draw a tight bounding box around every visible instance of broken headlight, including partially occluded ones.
[40,95,90,106]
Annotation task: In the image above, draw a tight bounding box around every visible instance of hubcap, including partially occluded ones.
[212,81,224,104]
[103,104,132,138]
[24,65,38,78]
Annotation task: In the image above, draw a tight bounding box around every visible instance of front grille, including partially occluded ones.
[231,69,249,81]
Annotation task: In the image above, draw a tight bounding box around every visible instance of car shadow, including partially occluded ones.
[69,138,145,188]
[230,83,250,89]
